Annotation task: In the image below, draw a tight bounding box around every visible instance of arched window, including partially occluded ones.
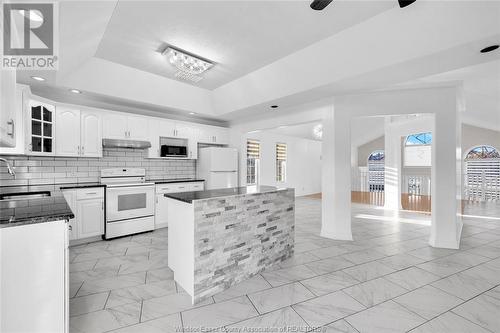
[404,132,432,167]
[368,150,385,161]
[405,132,432,146]
[465,145,500,201]
[465,145,500,160]
[367,150,384,192]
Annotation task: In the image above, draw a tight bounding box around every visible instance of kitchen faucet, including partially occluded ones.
[0,158,16,179]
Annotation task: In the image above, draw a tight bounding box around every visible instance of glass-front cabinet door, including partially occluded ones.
[28,100,55,154]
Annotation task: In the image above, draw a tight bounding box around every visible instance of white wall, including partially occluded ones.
[229,130,322,196]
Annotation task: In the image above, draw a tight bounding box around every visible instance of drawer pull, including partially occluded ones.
[86,192,97,195]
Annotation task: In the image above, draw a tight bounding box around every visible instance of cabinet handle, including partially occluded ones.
[81,146,85,155]
[28,143,32,151]
[7,119,14,138]
[77,146,80,155]
[68,225,72,231]
[86,192,97,195]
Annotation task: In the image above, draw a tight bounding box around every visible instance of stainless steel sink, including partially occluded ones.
[0,191,51,201]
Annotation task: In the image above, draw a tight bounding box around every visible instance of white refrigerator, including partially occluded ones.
[197,147,238,189]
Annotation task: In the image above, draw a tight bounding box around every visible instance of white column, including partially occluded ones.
[384,118,402,210]
[321,106,353,240]
[429,105,462,249]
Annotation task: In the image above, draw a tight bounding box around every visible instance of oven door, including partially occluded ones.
[106,185,155,222]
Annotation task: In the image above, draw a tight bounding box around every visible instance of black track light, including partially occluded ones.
[480,45,499,53]
[310,0,333,11]
[398,0,417,8]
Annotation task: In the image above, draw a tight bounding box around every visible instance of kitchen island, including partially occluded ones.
[165,185,295,304]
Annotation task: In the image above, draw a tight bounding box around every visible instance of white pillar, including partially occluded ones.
[321,106,353,240]
[429,103,462,249]
[384,118,402,210]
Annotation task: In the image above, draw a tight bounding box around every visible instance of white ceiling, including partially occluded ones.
[269,122,322,141]
[94,1,395,89]
[15,0,500,128]
[401,60,500,130]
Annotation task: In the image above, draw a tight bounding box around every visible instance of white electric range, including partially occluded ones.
[100,168,155,239]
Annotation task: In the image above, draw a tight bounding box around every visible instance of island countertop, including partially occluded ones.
[164,185,285,203]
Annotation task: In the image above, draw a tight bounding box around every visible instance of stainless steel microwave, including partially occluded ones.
[161,145,188,157]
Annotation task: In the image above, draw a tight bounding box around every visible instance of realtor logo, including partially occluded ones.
[2,2,58,69]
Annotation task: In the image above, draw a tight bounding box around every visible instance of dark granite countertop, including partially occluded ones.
[0,182,105,194]
[59,182,106,190]
[147,178,205,184]
[0,183,103,229]
[164,185,286,203]
[0,195,74,228]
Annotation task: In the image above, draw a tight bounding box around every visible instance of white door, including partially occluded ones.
[62,189,77,240]
[81,110,102,157]
[77,198,104,239]
[158,119,176,138]
[106,185,155,222]
[175,123,191,139]
[103,113,127,139]
[0,70,17,147]
[56,107,80,157]
[0,221,66,333]
[197,125,214,144]
[213,127,229,145]
[155,194,169,228]
[127,116,149,140]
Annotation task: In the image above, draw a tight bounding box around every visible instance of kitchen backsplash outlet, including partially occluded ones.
[0,148,196,187]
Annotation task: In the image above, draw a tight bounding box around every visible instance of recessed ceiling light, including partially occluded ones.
[480,45,499,53]
[31,76,45,81]
[189,112,196,115]
[277,126,288,129]
[248,130,261,134]
[270,105,279,109]
[69,89,82,94]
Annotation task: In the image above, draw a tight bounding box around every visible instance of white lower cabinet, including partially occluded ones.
[0,220,69,333]
[77,198,104,239]
[155,182,204,229]
[63,187,104,241]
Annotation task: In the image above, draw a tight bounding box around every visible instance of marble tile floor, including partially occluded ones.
[68,197,500,333]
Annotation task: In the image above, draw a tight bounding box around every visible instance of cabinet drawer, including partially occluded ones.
[76,188,104,200]
[156,182,204,193]
[187,183,204,191]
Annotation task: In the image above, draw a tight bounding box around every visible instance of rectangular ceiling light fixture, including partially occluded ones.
[162,46,213,82]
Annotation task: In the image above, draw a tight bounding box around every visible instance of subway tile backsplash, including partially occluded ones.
[0,148,196,187]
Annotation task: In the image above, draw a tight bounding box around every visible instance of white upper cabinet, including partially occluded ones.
[198,125,229,145]
[55,108,102,157]
[103,113,148,140]
[81,110,102,157]
[55,107,80,157]
[127,115,149,140]
[0,70,17,148]
[0,85,27,155]
[174,122,192,139]
[27,100,55,155]
[103,113,128,140]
